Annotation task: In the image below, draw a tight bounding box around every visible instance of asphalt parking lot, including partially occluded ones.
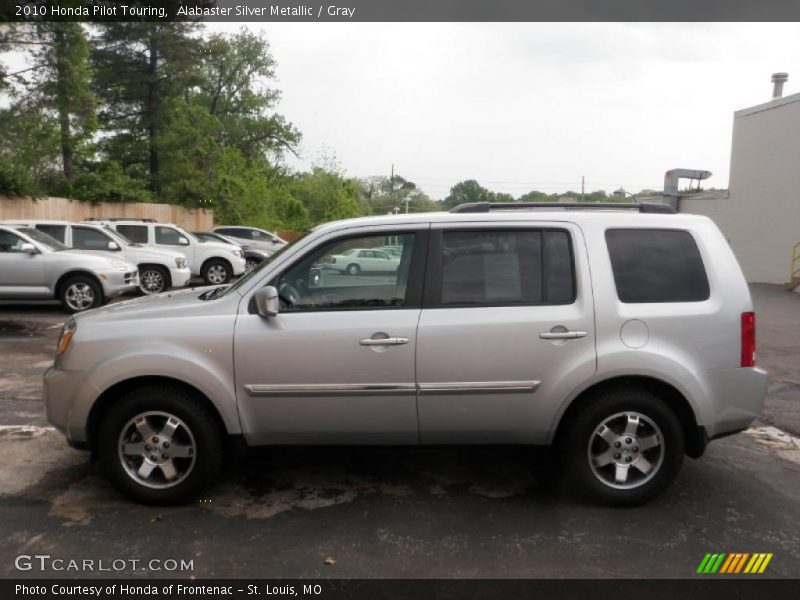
[0,284,798,579]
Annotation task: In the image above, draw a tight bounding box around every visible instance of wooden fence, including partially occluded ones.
[0,196,214,231]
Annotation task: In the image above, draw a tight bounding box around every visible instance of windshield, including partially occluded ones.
[102,225,133,246]
[217,233,307,298]
[16,227,68,252]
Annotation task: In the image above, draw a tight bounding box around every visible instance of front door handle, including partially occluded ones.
[539,330,587,340]
[359,337,410,346]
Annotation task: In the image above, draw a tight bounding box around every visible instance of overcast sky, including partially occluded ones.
[5,23,800,199]
[209,22,799,199]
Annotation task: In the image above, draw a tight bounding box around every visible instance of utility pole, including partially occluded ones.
[581,176,585,201]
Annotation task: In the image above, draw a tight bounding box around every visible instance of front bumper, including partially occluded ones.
[169,266,192,288]
[231,255,247,276]
[100,270,139,298]
[43,365,95,445]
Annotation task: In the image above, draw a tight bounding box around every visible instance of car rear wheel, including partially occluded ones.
[561,387,684,506]
[346,263,360,276]
[139,266,169,295]
[202,259,231,285]
[59,275,103,313]
[98,385,222,505]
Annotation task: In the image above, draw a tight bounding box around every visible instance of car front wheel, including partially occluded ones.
[201,259,232,285]
[562,387,684,506]
[59,275,103,313]
[98,385,222,505]
[139,266,169,294]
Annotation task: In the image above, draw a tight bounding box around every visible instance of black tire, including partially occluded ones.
[138,265,169,295]
[561,387,684,506]
[97,385,223,505]
[59,275,104,314]
[201,259,232,285]
[244,258,260,272]
[346,263,360,276]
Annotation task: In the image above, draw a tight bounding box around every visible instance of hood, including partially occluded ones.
[54,249,136,270]
[125,245,187,262]
[75,285,235,324]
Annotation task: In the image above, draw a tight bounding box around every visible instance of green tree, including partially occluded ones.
[442,179,494,208]
[92,23,203,194]
[197,30,300,160]
[1,23,97,183]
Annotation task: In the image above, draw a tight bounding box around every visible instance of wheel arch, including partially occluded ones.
[85,375,228,453]
[201,256,232,274]
[54,270,103,299]
[137,263,172,287]
[551,375,707,458]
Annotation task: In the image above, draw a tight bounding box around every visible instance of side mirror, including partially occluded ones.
[255,286,279,317]
[107,241,120,251]
[20,242,36,254]
[309,268,321,287]
[178,237,190,246]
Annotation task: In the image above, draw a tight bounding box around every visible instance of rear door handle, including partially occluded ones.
[539,330,587,340]
[359,337,410,346]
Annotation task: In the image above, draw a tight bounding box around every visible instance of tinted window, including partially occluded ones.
[275,233,414,311]
[117,225,148,244]
[606,229,710,303]
[435,229,574,306]
[35,224,66,243]
[155,226,184,245]
[72,226,112,250]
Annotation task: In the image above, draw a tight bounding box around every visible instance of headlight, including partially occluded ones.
[109,259,129,272]
[175,257,187,269]
[233,249,243,258]
[57,317,77,354]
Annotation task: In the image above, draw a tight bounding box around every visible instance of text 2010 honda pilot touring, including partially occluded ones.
[44,203,768,505]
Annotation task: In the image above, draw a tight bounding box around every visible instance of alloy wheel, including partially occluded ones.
[117,411,196,490]
[65,283,95,311]
[587,411,664,490]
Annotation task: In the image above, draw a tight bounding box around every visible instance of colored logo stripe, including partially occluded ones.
[699,553,773,574]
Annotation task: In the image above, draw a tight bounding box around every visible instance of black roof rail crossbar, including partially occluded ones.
[449,202,675,214]
[83,217,158,222]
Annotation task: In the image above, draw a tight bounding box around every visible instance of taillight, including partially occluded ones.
[741,312,756,367]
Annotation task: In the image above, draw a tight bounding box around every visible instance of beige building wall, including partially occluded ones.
[679,93,800,285]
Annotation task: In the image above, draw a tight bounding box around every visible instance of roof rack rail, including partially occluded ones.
[449,202,676,214]
[83,217,158,222]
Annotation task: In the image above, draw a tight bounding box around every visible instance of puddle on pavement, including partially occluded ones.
[0,321,47,341]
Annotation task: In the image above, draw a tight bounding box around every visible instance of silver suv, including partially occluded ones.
[43,203,767,505]
[0,225,139,313]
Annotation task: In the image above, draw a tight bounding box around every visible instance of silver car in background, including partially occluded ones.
[3,219,191,295]
[0,225,139,313]
[43,204,767,506]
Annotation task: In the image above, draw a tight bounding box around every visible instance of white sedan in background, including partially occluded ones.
[324,248,400,275]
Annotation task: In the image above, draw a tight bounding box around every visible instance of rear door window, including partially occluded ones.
[116,225,148,244]
[605,229,710,303]
[72,226,112,250]
[427,229,575,307]
[35,224,66,243]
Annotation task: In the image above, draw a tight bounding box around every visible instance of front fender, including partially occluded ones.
[66,342,241,442]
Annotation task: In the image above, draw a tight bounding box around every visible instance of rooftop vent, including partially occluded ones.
[772,72,789,99]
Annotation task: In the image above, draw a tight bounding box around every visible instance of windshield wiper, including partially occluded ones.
[199,286,224,301]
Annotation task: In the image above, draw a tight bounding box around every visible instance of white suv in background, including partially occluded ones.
[2,220,191,295]
[103,221,246,285]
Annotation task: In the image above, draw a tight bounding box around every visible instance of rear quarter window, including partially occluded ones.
[605,228,710,303]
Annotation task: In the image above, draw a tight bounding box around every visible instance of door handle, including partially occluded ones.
[539,330,587,340]
[359,337,410,346]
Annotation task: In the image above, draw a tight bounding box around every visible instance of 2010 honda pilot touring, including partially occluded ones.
[44,203,768,506]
